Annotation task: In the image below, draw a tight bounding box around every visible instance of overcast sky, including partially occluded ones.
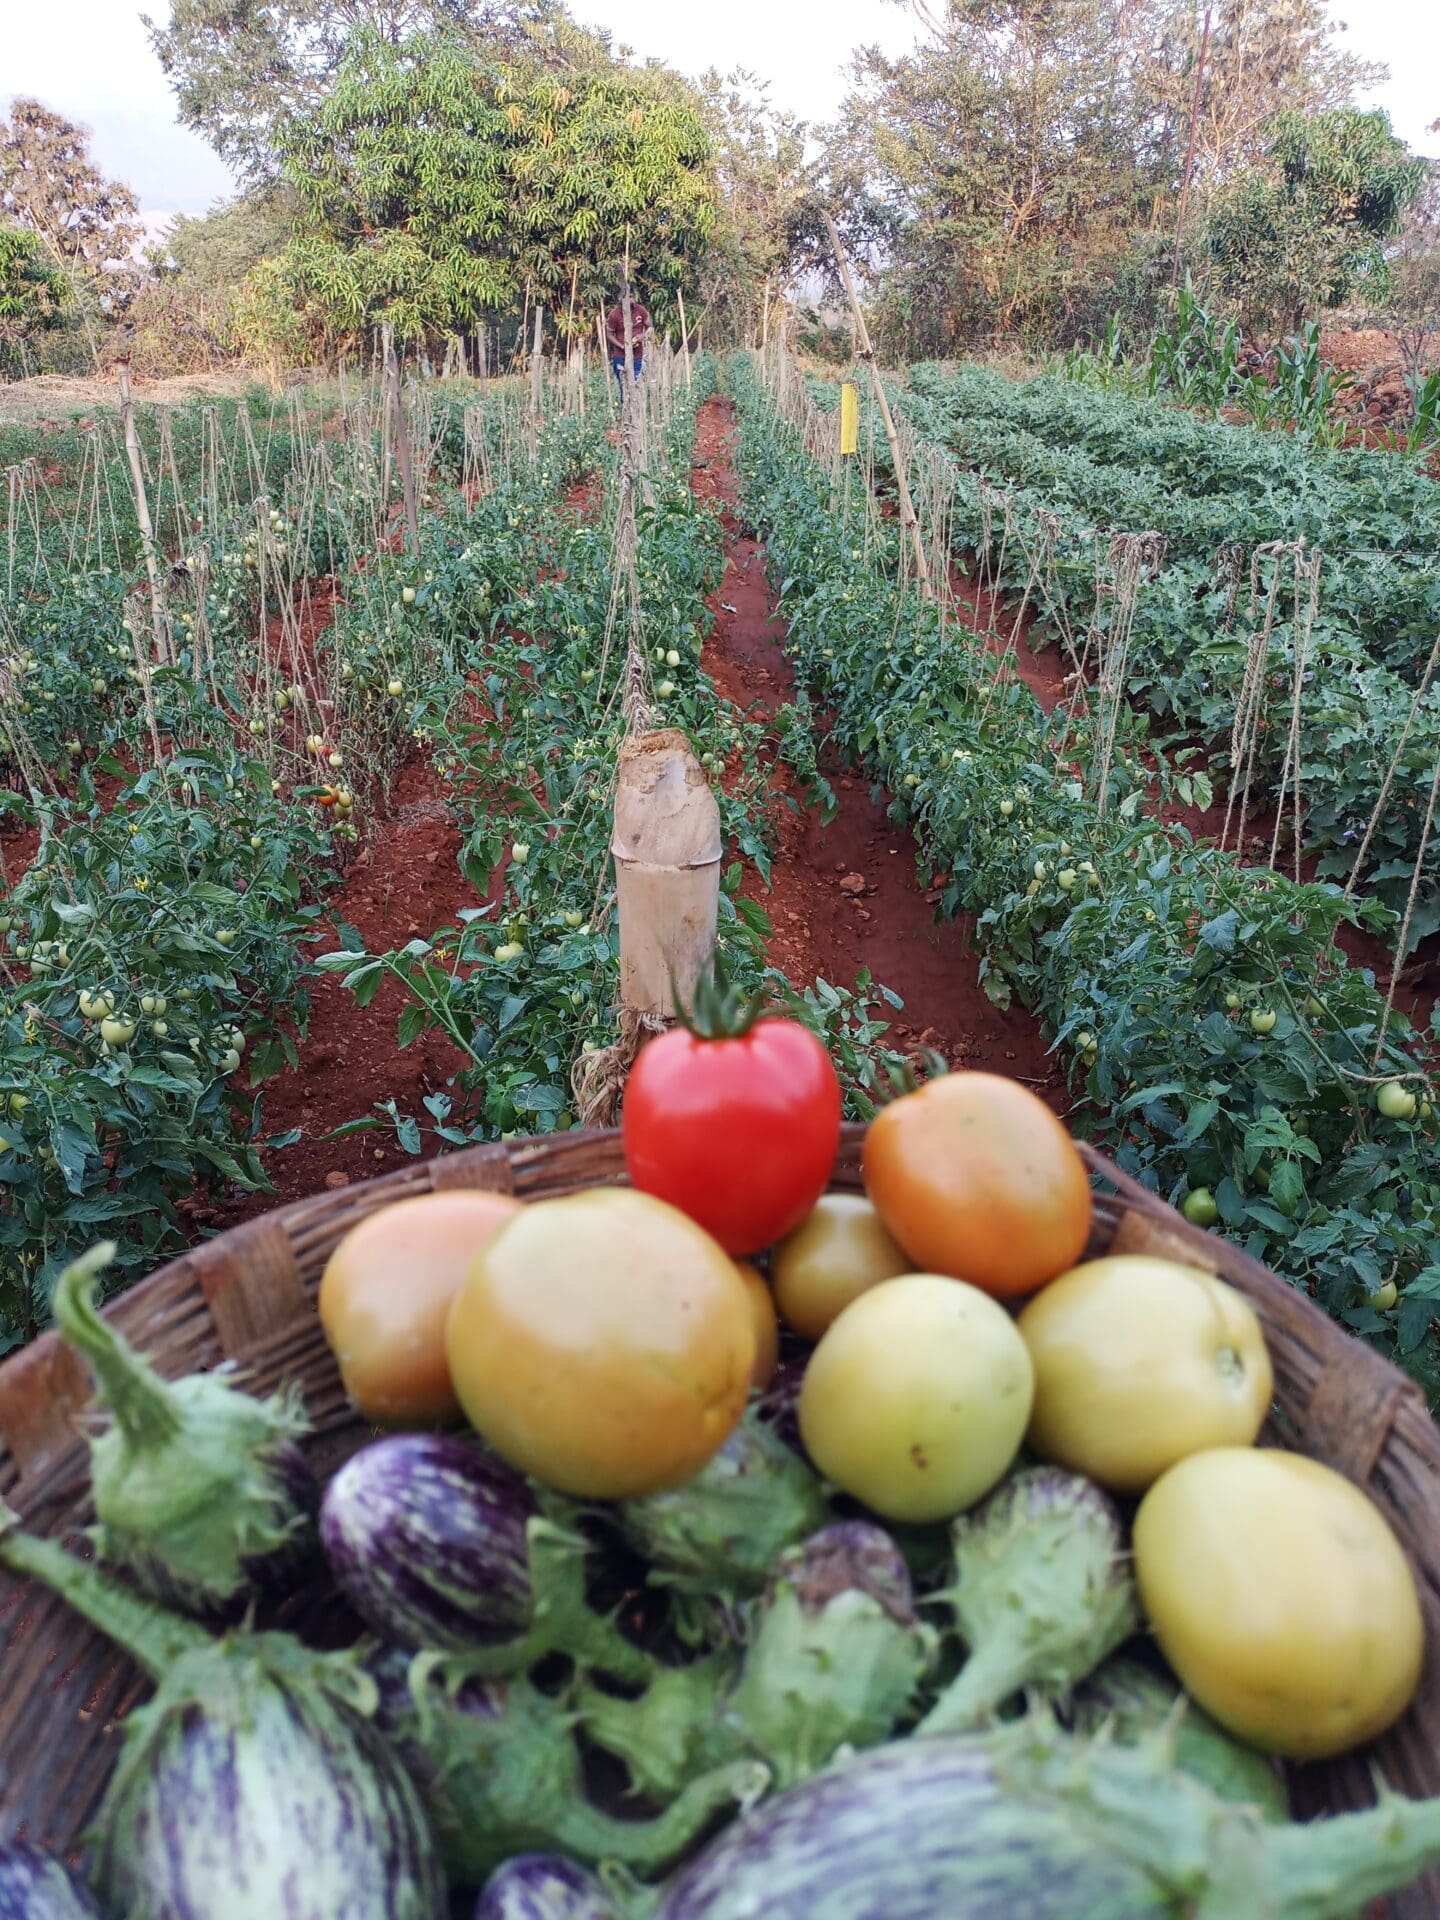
[5,1,1437,231]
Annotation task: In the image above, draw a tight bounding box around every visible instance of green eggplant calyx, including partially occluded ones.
[54,1243,315,1611]
[579,1651,740,1801]
[619,1409,831,1605]
[994,1715,1440,1920]
[86,1374,312,1611]
[441,1517,649,1686]
[920,1467,1139,1735]
[385,1653,767,1886]
[730,1526,934,1790]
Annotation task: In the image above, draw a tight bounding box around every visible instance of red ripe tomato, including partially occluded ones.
[624,1011,841,1256]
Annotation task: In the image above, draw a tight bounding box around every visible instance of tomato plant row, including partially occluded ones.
[870,365,1440,948]
[319,358,911,1153]
[0,380,609,1324]
[730,353,1440,1401]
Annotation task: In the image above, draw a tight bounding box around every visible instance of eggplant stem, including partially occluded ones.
[916,1638,1026,1736]
[552,1759,768,1871]
[0,1506,210,1677]
[52,1245,184,1449]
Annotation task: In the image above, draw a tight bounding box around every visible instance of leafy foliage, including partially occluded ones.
[1207,109,1425,329]
[731,352,1440,1401]
[143,0,559,183]
[0,225,68,374]
[0,99,141,275]
[257,30,715,351]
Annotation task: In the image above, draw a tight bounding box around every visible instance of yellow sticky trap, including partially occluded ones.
[840,381,859,456]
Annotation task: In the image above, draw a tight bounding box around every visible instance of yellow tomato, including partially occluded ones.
[1018,1255,1272,1494]
[734,1260,780,1390]
[1135,1449,1424,1759]
[798,1274,1033,1523]
[319,1191,521,1425]
[771,1194,912,1341]
[447,1188,756,1499]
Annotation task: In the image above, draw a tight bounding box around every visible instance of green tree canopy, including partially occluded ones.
[144,0,612,183]
[255,29,715,352]
[0,98,142,274]
[826,0,1173,353]
[0,224,69,332]
[1207,107,1424,329]
[694,70,819,343]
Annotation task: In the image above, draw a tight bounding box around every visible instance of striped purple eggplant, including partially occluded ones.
[0,1507,447,1920]
[0,1845,102,1918]
[320,1433,535,1648]
[653,1719,1440,1919]
[473,1854,616,1919]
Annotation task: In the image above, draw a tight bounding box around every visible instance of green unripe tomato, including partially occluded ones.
[1182,1187,1220,1228]
[100,1016,136,1047]
[1377,1081,1418,1122]
[1249,1009,1277,1035]
[1370,1280,1399,1311]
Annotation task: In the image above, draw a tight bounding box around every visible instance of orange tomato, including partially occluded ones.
[319,1189,522,1425]
[863,1072,1091,1299]
[735,1260,780,1390]
[447,1188,756,1499]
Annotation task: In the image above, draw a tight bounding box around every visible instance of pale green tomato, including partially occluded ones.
[1377,1081,1418,1121]
[1135,1449,1423,1759]
[799,1275,1033,1523]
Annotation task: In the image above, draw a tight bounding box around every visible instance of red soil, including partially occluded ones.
[693,397,1062,1101]
[211,746,481,1227]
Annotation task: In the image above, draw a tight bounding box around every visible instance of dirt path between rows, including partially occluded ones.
[693,396,1062,1102]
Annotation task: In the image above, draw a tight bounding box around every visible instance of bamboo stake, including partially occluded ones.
[823,214,931,600]
[116,364,174,663]
[677,285,693,390]
[383,327,421,554]
[529,304,545,459]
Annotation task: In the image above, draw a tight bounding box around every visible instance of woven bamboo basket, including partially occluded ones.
[2,1125,1439,1913]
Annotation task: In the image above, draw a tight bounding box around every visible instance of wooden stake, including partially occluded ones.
[383,326,421,554]
[529,304,545,458]
[116,363,174,663]
[823,214,931,600]
[677,285,693,390]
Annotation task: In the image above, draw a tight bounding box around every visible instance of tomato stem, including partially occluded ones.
[675,948,767,1042]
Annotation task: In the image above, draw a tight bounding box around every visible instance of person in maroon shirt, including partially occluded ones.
[606,294,651,385]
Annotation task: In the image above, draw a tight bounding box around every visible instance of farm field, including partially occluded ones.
[2,352,1073,1336]
[0,342,1437,1395]
[14,2,1440,1906]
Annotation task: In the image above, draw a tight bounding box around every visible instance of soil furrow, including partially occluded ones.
[693,395,1061,1100]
